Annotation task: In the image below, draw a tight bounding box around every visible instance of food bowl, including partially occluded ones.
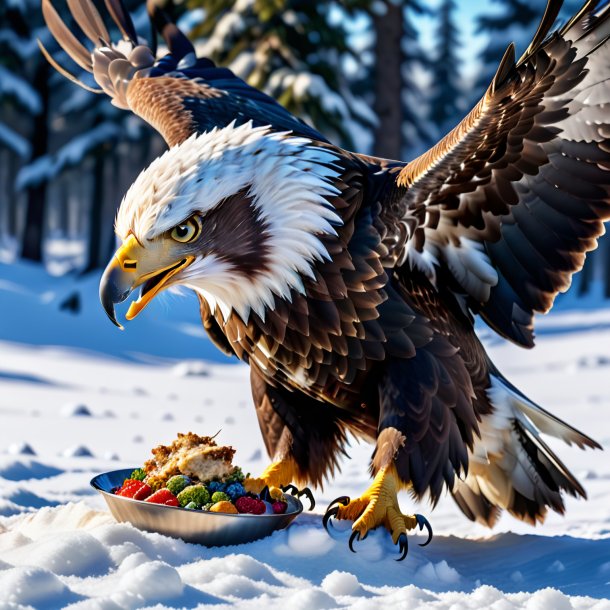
[91,468,303,546]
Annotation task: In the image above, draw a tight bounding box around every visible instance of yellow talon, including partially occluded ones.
[323,465,433,558]
[243,458,316,510]
[268,486,285,501]
[243,457,300,494]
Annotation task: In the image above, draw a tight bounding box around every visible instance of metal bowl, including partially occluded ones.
[91,468,303,546]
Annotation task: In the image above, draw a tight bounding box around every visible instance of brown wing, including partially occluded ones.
[384,0,610,347]
[41,0,326,146]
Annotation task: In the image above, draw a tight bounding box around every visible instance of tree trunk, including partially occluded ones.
[81,148,107,273]
[578,250,593,296]
[104,144,125,261]
[604,238,610,299]
[0,150,10,238]
[21,61,50,262]
[372,1,404,160]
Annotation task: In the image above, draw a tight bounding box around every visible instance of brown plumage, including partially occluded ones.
[45,0,609,540]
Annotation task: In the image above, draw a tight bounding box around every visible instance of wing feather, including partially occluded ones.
[43,0,326,146]
[66,0,110,45]
[385,0,610,347]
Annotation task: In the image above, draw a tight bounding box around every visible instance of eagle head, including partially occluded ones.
[99,122,343,328]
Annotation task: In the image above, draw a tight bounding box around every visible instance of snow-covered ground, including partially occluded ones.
[1,261,609,609]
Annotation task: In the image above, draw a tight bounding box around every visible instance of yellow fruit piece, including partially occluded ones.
[145,475,164,491]
[269,487,285,501]
[209,501,238,514]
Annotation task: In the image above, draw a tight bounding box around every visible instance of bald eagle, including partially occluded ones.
[44,0,609,559]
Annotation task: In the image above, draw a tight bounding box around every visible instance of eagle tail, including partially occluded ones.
[452,374,600,527]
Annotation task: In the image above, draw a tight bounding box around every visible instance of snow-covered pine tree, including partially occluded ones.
[370,0,403,159]
[185,0,376,150]
[428,0,462,138]
[12,2,159,273]
[0,0,44,259]
[365,0,432,160]
[474,0,538,99]
[401,0,433,159]
[475,0,583,101]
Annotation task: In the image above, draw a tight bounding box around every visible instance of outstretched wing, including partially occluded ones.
[41,0,326,146]
[383,0,610,347]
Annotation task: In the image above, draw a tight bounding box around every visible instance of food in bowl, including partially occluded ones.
[113,432,289,514]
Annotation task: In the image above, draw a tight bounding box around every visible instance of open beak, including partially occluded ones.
[99,235,194,329]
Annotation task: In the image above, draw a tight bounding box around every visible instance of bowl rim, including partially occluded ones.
[90,467,304,519]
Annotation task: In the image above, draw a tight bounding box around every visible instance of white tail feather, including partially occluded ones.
[452,374,599,526]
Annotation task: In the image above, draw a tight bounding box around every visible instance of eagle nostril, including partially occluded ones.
[123,260,137,270]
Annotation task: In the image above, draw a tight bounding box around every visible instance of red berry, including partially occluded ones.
[235,496,257,514]
[145,489,179,506]
[116,479,151,500]
[116,479,142,498]
[272,500,288,514]
[115,479,139,495]
[251,498,266,515]
[132,483,152,500]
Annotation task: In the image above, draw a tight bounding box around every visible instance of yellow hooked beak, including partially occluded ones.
[99,234,195,329]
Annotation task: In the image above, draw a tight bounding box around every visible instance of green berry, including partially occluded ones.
[224,466,245,483]
[211,491,231,503]
[184,501,198,510]
[177,485,210,508]
[130,468,146,481]
[166,474,191,495]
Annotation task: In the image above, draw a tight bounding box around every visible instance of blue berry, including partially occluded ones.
[208,481,226,494]
[225,482,245,500]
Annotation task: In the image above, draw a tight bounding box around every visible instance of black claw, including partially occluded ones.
[415,514,433,547]
[280,484,315,510]
[297,487,315,510]
[348,530,360,553]
[322,506,339,533]
[396,533,409,561]
[328,495,350,509]
[322,496,350,533]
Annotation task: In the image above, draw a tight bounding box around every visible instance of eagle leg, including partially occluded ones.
[244,457,315,510]
[244,456,299,493]
[322,464,432,560]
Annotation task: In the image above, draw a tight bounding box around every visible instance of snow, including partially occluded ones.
[1,260,610,608]
[16,123,120,190]
[198,10,249,57]
[0,121,31,159]
[0,29,40,60]
[0,66,41,114]
[268,70,353,122]
[61,403,93,417]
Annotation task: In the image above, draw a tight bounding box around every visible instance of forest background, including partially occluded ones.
[1,0,607,299]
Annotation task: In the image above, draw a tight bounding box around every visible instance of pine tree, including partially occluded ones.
[370,1,403,159]
[401,0,433,158]
[5,1,157,272]
[475,0,538,99]
[0,0,44,259]
[475,1,583,100]
[428,0,462,136]
[185,0,376,150]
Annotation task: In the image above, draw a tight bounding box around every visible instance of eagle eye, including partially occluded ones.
[170,216,202,243]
